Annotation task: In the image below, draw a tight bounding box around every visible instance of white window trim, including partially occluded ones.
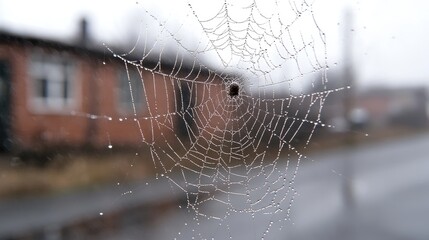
[28,51,79,114]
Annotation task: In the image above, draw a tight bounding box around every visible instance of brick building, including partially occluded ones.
[0,28,224,152]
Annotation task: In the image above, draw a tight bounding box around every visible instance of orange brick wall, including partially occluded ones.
[0,42,225,151]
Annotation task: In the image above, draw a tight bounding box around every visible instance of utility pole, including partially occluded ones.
[342,7,356,211]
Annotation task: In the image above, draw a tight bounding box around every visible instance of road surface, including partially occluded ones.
[1,133,428,240]
[143,133,429,240]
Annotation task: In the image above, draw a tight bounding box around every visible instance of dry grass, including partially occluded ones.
[0,152,154,199]
[306,126,429,154]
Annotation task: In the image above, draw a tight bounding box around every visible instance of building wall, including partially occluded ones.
[0,44,95,150]
[0,41,225,151]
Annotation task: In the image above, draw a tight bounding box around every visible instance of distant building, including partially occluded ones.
[0,26,223,152]
[312,71,428,132]
[320,84,428,132]
[357,87,428,129]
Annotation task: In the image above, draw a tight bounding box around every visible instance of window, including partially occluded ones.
[117,68,145,114]
[29,53,76,113]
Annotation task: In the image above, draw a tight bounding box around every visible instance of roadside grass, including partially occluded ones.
[0,152,153,199]
[306,126,429,154]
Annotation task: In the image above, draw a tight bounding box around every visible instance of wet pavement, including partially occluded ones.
[146,134,429,240]
[1,133,429,240]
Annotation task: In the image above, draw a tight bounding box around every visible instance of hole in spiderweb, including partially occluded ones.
[228,82,240,97]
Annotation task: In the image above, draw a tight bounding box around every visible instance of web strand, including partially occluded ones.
[92,0,338,238]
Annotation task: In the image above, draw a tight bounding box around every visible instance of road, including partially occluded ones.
[1,133,428,240]
[143,133,429,240]
[0,172,182,239]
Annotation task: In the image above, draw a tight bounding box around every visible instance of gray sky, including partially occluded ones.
[0,0,428,88]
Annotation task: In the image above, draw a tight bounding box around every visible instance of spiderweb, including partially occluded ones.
[103,0,342,238]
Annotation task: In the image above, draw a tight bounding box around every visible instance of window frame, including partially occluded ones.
[28,50,78,114]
